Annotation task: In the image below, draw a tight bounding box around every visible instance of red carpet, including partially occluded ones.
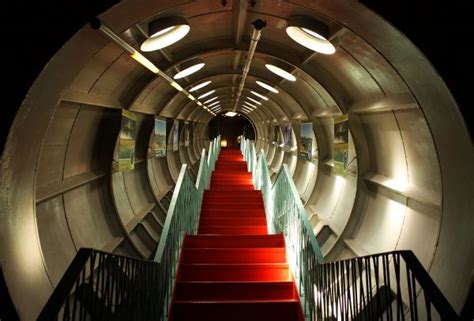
[170,148,304,321]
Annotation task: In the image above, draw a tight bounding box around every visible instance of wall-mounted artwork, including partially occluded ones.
[184,121,190,147]
[173,120,179,151]
[300,122,313,161]
[273,125,280,145]
[189,122,194,145]
[154,118,166,158]
[333,114,349,175]
[282,123,292,147]
[118,110,137,171]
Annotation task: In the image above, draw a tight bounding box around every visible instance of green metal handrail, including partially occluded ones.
[242,138,459,321]
[153,136,220,320]
[241,137,322,315]
[242,140,324,313]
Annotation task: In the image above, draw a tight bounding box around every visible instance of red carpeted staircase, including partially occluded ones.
[169,148,304,321]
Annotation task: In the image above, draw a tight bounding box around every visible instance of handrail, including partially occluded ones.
[152,135,219,320]
[37,136,220,321]
[242,137,460,321]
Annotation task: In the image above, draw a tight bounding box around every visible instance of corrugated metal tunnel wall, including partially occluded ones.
[0,1,473,320]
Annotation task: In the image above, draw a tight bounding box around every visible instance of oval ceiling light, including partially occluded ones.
[140,16,190,52]
[246,97,262,105]
[256,81,279,94]
[173,59,205,79]
[286,16,336,55]
[208,101,220,107]
[265,64,297,81]
[189,80,211,92]
[198,89,216,100]
[204,96,218,104]
[243,101,257,109]
[250,91,269,101]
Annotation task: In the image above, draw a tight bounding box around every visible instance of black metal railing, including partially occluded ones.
[37,249,161,321]
[304,250,459,321]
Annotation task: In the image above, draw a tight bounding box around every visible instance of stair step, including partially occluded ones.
[202,203,263,210]
[175,281,296,300]
[200,210,265,218]
[199,218,267,227]
[184,234,285,248]
[198,226,268,235]
[203,196,263,203]
[181,248,286,264]
[171,300,301,321]
[179,263,290,281]
[204,190,261,196]
[210,185,255,191]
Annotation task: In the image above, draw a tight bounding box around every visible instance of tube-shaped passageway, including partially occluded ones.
[0,1,473,320]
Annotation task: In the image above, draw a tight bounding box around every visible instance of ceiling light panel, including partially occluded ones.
[265,64,297,81]
[140,16,190,52]
[198,90,216,100]
[256,81,279,93]
[173,62,205,79]
[189,80,211,92]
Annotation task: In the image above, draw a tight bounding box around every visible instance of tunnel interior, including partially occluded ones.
[209,114,255,147]
[0,1,473,320]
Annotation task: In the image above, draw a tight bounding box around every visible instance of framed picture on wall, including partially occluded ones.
[118,110,137,171]
[154,118,166,158]
[173,120,179,151]
[184,121,190,147]
[281,123,292,147]
[300,122,313,161]
[333,114,349,175]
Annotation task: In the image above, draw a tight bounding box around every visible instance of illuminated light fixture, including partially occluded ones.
[131,51,159,74]
[173,59,205,79]
[198,90,216,100]
[250,91,269,101]
[197,101,203,106]
[189,80,211,92]
[187,94,195,101]
[171,81,183,91]
[286,16,336,55]
[225,111,237,117]
[208,101,220,107]
[204,96,218,104]
[241,107,253,112]
[246,97,262,105]
[265,64,297,81]
[256,80,279,93]
[140,16,190,52]
[243,103,256,110]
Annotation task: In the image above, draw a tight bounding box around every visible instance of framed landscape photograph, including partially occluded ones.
[154,118,166,158]
[118,110,137,171]
[333,114,349,175]
[300,122,313,161]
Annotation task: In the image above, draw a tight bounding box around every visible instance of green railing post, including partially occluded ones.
[153,135,220,320]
